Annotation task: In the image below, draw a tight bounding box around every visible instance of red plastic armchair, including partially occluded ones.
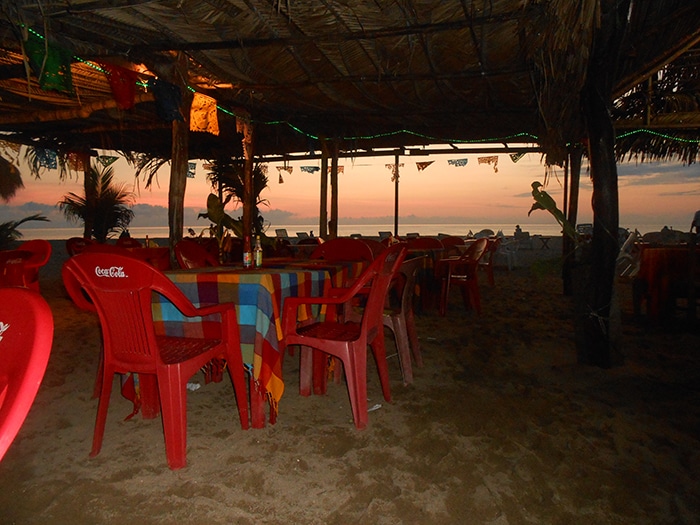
[0,288,53,462]
[310,237,374,263]
[115,236,143,248]
[406,236,444,251]
[438,237,488,316]
[384,256,425,384]
[18,239,52,292]
[63,253,249,469]
[174,238,219,269]
[440,235,466,256]
[66,237,95,256]
[478,237,502,286]
[0,250,30,288]
[282,243,406,429]
[360,238,386,259]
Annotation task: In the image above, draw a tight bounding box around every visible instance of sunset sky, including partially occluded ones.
[3,145,699,233]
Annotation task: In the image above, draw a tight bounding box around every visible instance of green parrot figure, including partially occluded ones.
[528,181,579,241]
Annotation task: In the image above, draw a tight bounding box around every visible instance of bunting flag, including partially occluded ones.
[99,62,138,109]
[0,140,21,154]
[447,158,469,167]
[510,152,526,163]
[190,92,219,135]
[35,148,57,169]
[67,152,87,172]
[300,166,319,173]
[279,173,284,184]
[148,78,184,122]
[24,32,74,93]
[97,155,118,167]
[187,161,196,178]
[416,161,434,171]
[385,163,403,182]
[478,155,499,172]
[276,166,293,174]
[327,166,344,174]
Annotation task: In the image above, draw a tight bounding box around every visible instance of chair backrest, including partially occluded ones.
[406,237,443,250]
[66,237,95,256]
[395,255,425,314]
[20,239,52,269]
[174,239,219,269]
[482,237,502,262]
[0,287,53,461]
[116,236,143,248]
[360,243,407,337]
[460,237,489,264]
[275,228,289,238]
[440,235,466,256]
[63,253,204,373]
[310,237,374,262]
[0,250,30,287]
[360,238,386,259]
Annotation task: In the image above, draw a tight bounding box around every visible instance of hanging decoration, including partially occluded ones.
[510,152,526,163]
[97,155,118,167]
[416,161,434,171]
[300,166,320,173]
[448,158,469,167]
[99,62,138,109]
[276,165,292,184]
[187,161,197,178]
[327,166,344,174]
[67,152,87,172]
[190,92,219,135]
[385,163,403,182]
[0,141,21,155]
[148,78,184,122]
[35,148,57,169]
[478,155,499,172]
[24,31,74,93]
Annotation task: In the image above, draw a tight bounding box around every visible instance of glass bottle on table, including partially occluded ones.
[243,235,253,269]
[254,235,263,268]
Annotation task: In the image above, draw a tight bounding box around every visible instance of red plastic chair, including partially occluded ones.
[384,256,425,384]
[0,250,30,288]
[0,288,53,462]
[18,239,52,292]
[440,235,466,256]
[438,237,488,316]
[63,253,249,469]
[66,237,95,256]
[282,243,407,429]
[478,237,502,286]
[115,236,143,248]
[174,238,220,269]
[360,238,386,259]
[310,237,374,263]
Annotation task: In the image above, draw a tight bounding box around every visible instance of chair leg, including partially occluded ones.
[157,365,188,470]
[299,346,314,397]
[225,355,250,430]
[470,280,482,314]
[405,309,423,368]
[342,346,368,430]
[391,316,413,384]
[90,365,115,458]
[439,276,450,316]
[370,331,392,403]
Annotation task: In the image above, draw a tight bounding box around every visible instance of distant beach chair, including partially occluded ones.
[296,232,310,239]
[378,231,392,240]
[275,229,289,238]
[405,232,420,239]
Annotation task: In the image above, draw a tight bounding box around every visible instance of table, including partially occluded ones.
[151,265,335,427]
[634,244,697,321]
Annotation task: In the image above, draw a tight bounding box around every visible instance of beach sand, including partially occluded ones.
[1,240,699,524]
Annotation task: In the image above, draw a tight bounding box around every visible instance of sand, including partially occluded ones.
[0,240,699,524]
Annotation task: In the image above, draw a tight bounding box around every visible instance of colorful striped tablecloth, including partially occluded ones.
[152,266,331,411]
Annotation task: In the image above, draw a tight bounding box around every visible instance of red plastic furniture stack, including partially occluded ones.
[310,237,375,264]
[63,253,249,469]
[282,243,407,429]
[0,287,53,462]
[174,238,220,269]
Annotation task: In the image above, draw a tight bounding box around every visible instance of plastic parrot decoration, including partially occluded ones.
[528,181,580,242]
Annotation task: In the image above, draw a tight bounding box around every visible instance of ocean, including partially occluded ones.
[18,222,676,241]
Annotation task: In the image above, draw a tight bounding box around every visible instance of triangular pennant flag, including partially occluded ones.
[448,158,469,167]
[300,166,319,173]
[24,32,74,93]
[99,62,138,110]
[187,161,196,178]
[279,173,284,184]
[276,166,293,174]
[148,78,184,122]
[35,148,57,169]
[416,161,434,171]
[67,152,87,172]
[510,152,526,163]
[385,163,404,182]
[327,166,344,174]
[97,155,118,167]
[478,155,499,172]
[190,92,219,135]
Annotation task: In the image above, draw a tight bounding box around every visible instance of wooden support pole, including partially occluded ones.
[237,116,255,240]
[319,144,329,239]
[393,152,400,237]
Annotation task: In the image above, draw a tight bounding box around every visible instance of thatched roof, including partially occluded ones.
[1,1,699,162]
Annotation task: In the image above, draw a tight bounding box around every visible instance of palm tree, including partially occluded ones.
[58,163,135,242]
[205,156,269,236]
